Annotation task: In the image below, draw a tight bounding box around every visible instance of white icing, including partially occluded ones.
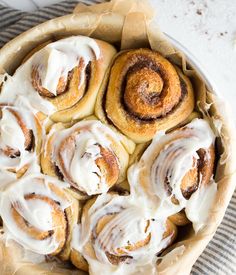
[128,118,216,230]
[69,134,103,192]
[0,174,70,255]
[0,169,17,190]
[0,108,25,152]
[185,179,217,232]
[0,106,41,172]
[0,36,100,115]
[50,120,121,195]
[72,193,172,275]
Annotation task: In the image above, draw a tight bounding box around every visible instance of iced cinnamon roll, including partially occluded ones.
[71,193,177,274]
[0,36,116,122]
[96,48,194,143]
[0,105,42,177]
[0,174,78,261]
[128,119,216,231]
[41,120,132,197]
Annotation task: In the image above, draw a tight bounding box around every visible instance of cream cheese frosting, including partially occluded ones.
[46,120,127,195]
[72,193,172,275]
[128,118,216,232]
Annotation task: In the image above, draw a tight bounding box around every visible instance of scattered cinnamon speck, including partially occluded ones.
[219,31,229,37]
[196,9,202,15]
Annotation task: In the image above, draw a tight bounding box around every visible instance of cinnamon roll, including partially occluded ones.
[0,36,116,122]
[0,105,42,177]
[128,118,216,230]
[96,48,195,143]
[41,119,132,197]
[71,193,177,274]
[0,174,79,261]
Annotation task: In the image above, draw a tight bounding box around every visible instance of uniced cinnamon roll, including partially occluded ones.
[0,105,42,177]
[0,174,79,261]
[128,118,216,231]
[96,48,195,143]
[41,119,133,197]
[71,193,177,274]
[0,36,116,122]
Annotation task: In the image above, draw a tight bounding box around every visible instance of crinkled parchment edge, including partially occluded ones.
[0,1,235,274]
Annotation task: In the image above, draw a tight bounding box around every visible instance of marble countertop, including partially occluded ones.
[2,0,236,120]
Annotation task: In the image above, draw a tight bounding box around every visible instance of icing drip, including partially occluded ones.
[185,179,217,232]
[0,36,100,115]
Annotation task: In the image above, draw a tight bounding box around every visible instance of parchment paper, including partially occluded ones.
[0,0,235,274]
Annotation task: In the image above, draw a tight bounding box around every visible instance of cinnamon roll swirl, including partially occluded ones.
[96,48,194,143]
[0,105,42,177]
[128,118,216,229]
[41,120,131,197]
[71,193,177,274]
[0,174,78,261]
[0,36,116,122]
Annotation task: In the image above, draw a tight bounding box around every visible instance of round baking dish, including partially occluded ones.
[0,10,235,275]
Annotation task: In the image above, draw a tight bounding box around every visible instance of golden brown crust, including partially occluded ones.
[70,249,89,272]
[169,210,190,227]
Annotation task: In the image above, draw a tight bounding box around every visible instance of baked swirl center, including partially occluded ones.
[123,63,180,119]
[57,131,119,191]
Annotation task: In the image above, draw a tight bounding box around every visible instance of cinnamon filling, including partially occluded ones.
[105,55,187,123]
[0,108,35,158]
[31,66,68,98]
[93,214,151,265]
[95,145,119,187]
[105,252,133,265]
[165,146,215,201]
[55,133,119,191]
[31,59,91,99]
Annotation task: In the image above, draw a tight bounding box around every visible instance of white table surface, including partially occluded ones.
[2,0,236,120]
